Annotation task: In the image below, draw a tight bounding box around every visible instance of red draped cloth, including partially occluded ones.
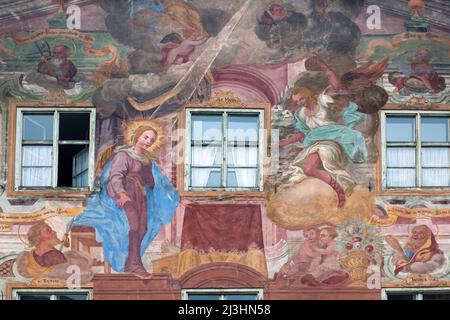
[181,204,264,252]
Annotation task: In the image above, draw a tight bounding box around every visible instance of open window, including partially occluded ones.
[8,104,95,196]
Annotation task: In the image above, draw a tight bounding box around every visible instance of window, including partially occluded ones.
[382,112,450,189]
[382,288,450,300]
[13,289,92,300]
[182,289,263,300]
[14,108,95,191]
[184,109,264,191]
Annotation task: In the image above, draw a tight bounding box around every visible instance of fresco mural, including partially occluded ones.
[72,120,179,278]
[15,219,93,283]
[0,0,449,299]
[389,49,446,95]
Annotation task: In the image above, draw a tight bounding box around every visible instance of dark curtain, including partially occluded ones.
[181,204,264,252]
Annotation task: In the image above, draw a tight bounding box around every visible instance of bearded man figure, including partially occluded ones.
[37,44,77,89]
[385,225,446,275]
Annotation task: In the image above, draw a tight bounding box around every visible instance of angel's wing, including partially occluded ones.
[341,57,389,93]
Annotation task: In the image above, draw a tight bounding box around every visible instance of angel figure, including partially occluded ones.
[280,54,388,208]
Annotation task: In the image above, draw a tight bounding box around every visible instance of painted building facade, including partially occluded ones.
[0,0,449,300]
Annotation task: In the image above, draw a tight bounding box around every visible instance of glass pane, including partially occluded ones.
[57,294,88,300]
[187,294,221,300]
[227,169,257,188]
[387,147,415,167]
[191,168,221,187]
[59,112,90,140]
[228,115,258,142]
[228,146,258,167]
[191,146,222,166]
[22,168,52,187]
[18,294,52,300]
[223,294,258,300]
[23,114,53,141]
[421,117,449,142]
[422,148,450,167]
[22,146,52,166]
[387,169,416,188]
[386,116,415,142]
[73,148,89,175]
[73,171,89,188]
[422,293,450,300]
[422,169,450,187]
[386,293,416,300]
[58,145,88,187]
[192,115,222,142]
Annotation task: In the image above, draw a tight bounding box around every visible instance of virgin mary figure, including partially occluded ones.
[73,120,179,278]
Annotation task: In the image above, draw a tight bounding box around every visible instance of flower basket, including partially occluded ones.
[339,249,371,283]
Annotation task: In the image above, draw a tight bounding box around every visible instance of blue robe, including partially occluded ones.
[294,101,368,163]
[73,160,179,272]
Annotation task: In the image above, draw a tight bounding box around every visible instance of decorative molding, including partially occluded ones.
[383,274,450,288]
[0,207,83,224]
[0,224,13,232]
[41,88,73,105]
[371,205,450,227]
[0,259,15,278]
[186,90,247,109]
[404,96,433,109]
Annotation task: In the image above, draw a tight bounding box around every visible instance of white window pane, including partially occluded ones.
[73,148,89,175]
[227,169,257,188]
[23,114,53,141]
[191,146,221,166]
[73,172,88,188]
[386,116,415,142]
[387,169,416,187]
[191,168,221,187]
[228,115,258,142]
[22,146,52,166]
[387,147,416,167]
[422,148,450,167]
[421,117,449,142]
[228,146,258,167]
[82,172,88,186]
[22,167,52,187]
[422,169,450,187]
[191,115,222,141]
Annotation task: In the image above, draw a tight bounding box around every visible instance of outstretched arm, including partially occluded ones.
[279,132,304,148]
[315,54,342,93]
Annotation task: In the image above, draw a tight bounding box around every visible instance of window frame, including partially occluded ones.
[12,288,93,300]
[381,287,450,300]
[184,108,265,192]
[181,288,264,300]
[380,110,450,193]
[7,101,96,197]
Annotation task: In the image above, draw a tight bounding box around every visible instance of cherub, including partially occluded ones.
[159,32,208,75]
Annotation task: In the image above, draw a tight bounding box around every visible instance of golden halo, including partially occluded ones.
[123,119,164,152]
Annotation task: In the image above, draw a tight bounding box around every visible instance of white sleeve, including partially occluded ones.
[318,92,334,109]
